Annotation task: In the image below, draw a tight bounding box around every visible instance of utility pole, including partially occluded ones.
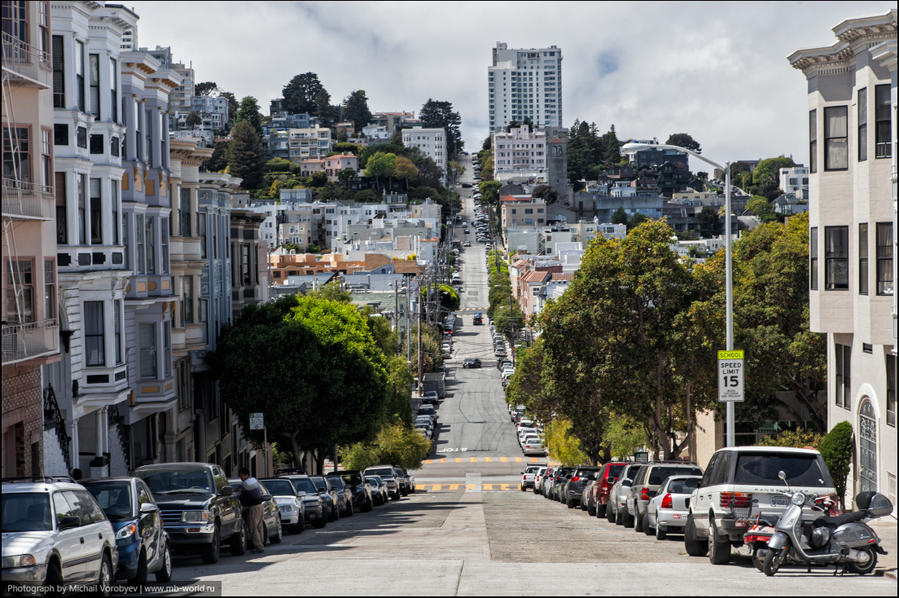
[417,281,423,396]
[406,275,412,363]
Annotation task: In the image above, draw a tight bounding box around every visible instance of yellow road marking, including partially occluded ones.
[449,484,459,490]
[483,483,494,490]
[484,457,493,462]
[466,484,475,490]
[501,484,511,491]
[470,457,478,462]
[529,458,539,463]
[431,484,441,491]
[439,459,446,464]
[499,457,508,462]
[423,459,432,465]
[454,458,463,463]
[514,457,523,462]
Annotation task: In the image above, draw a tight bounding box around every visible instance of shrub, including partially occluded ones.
[818,421,853,510]
[758,427,823,449]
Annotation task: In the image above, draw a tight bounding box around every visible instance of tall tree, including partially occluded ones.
[393,155,418,191]
[236,96,263,135]
[343,89,373,132]
[419,99,464,159]
[364,151,397,191]
[194,81,218,96]
[220,91,239,130]
[227,121,266,189]
[283,72,328,115]
[665,133,702,153]
[314,88,335,125]
[185,111,202,128]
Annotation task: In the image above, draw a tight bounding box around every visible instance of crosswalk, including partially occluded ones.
[415,482,524,492]
[421,456,550,464]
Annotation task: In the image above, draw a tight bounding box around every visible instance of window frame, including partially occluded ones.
[44,259,55,321]
[809,227,818,291]
[83,300,105,367]
[823,105,848,171]
[874,84,891,159]
[2,124,32,183]
[875,222,893,296]
[887,354,896,428]
[138,322,157,380]
[51,35,65,108]
[114,299,123,365]
[5,258,35,324]
[824,225,848,290]
[75,39,85,113]
[89,178,102,245]
[55,172,67,244]
[88,53,100,119]
[858,223,868,295]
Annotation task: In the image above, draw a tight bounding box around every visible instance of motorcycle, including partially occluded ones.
[762,470,892,576]
[746,495,834,571]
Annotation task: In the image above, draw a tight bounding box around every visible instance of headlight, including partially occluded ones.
[280,504,296,512]
[791,492,806,507]
[2,554,36,568]
[182,510,211,523]
[116,523,138,540]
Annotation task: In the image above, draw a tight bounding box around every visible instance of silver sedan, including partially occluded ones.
[645,475,703,540]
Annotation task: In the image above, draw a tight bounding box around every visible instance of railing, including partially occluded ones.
[1,32,52,88]
[43,384,71,471]
[2,319,59,364]
[2,178,55,220]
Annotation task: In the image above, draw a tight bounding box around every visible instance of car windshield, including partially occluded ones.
[2,493,52,532]
[525,466,541,473]
[366,468,395,477]
[366,477,381,487]
[734,453,832,487]
[291,479,317,493]
[649,467,702,485]
[623,466,640,480]
[83,481,133,520]
[261,480,296,496]
[311,478,328,491]
[137,469,213,494]
[326,477,345,489]
[668,478,702,494]
[607,464,625,478]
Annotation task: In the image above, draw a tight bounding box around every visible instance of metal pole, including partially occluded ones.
[724,162,735,448]
[263,426,268,478]
[406,276,412,362]
[417,278,423,395]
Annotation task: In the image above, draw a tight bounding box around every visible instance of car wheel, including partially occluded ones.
[329,504,339,522]
[753,548,768,571]
[131,548,149,585]
[656,523,667,541]
[271,519,282,544]
[634,512,645,532]
[684,515,707,557]
[567,497,576,509]
[44,557,62,588]
[391,492,400,502]
[624,510,635,528]
[708,520,731,565]
[294,515,306,534]
[520,484,526,492]
[410,485,416,494]
[202,525,221,563]
[364,498,373,512]
[230,522,247,556]
[598,504,607,519]
[313,515,326,529]
[97,553,113,596]
[262,524,269,546]
[154,542,173,583]
[587,502,596,516]
[643,517,655,536]
[346,501,354,517]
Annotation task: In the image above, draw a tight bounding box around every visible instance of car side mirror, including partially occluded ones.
[607,477,615,484]
[220,485,233,496]
[59,515,81,530]
[777,470,786,481]
[622,480,632,487]
[139,502,158,514]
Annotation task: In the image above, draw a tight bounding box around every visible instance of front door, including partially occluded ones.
[857,400,878,494]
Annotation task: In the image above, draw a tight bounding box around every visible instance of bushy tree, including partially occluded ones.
[365,152,396,191]
[185,111,202,127]
[283,72,328,115]
[194,81,218,96]
[236,96,263,135]
[420,99,463,159]
[758,428,823,448]
[818,421,853,510]
[532,184,558,204]
[665,133,701,153]
[227,121,266,189]
[544,419,590,466]
[343,90,373,132]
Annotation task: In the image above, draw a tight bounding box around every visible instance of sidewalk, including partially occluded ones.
[870,516,897,578]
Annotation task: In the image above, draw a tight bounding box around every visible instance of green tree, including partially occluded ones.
[745,195,772,217]
[308,280,352,303]
[611,207,629,226]
[338,442,380,472]
[194,81,218,96]
[227,121,266,189]
[532,184,558,204]
[758,428,823,448]
[419,99,463,159]
[385,355,413,425]
[627,213,648,230]
[282,72,328,115]
[364,151,397,191]
[309,171,328,187]
[393,155,418,191]
[236,96,263,136]
[334,142,362,155]
[264,157,294,173]
[665,133,701,153]
[338,168,357,188]
[544,419,590,466]
[220,91,239,130]
[343,89,373,132]
[374,422,431,469]
[185,110,202,128]
[818,421,853,510]
[203,140,230,172]
[477,180,502,207]
[604,415,647,459]
[750,156,796,200]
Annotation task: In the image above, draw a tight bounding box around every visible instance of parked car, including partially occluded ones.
[82,476,173,583]
[397,467,416,494]
[609,463,644,525]
[533,467,548,494]
[334,471,374,512]
[625,462,703,531]
[392,467,411,497]
[324,475,354,517]
[583,462,627,518]
[258,478,305,533]
[645,475,703,540]
[366,476,390,505]
[497,359,513,372]
[462,357,481,368]
[309,476,340,522]
[551,468,574,501]
[520,465,542,491]
[538,467,556,496]
[363,466,401,500]
[134,462,245,563]
[2,477,119,588]
[421,391,440,405]
[684,446,835,565]
[280,475,326,528]
[227,479,283,545]
[522,440,546,457]
[563,466,603,508]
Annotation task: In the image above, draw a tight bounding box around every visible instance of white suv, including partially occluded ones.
[684,446,835,565]
[2,477,118,588]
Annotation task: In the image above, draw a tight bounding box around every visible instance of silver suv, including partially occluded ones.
[2,477,118,588]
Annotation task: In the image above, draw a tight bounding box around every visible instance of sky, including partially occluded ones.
[127,1,895,171]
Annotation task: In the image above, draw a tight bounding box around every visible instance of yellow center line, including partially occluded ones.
[431,484,441,491]
[466,484,475,490]
[454,457,463,463]
[423,459,432,465]
[501,484,511,491]
[469,457,478,463]
[439,459,446,464]
[484,457,493,462]
[483,484,494,490]
[514,457,523,462]
[499,457,508,462]
[529,458,539,463]
[449,484,459,490]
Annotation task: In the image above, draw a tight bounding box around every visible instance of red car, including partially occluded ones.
[589,462,628,518]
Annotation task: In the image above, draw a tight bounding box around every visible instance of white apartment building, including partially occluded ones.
[488,42,562,132]
[778,165,810,200]
[287,126,332,162]
[492,125,546,182]
[402,127,446,185]
[790,9,897,510]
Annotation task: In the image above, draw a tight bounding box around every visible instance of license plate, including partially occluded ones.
[770,495,790,507]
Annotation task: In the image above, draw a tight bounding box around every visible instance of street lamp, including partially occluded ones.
[621,142,735,447]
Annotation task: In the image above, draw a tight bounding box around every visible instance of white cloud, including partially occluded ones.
[127,0,894,167]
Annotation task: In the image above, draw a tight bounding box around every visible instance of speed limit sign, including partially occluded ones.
[718,350,744,402]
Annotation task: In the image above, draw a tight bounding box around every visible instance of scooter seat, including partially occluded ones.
[813,510,867,528]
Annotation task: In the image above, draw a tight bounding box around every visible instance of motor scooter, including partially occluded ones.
[762,470,892,576]
[746,495,834,571]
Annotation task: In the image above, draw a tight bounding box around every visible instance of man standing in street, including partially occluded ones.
[238,467,265,553]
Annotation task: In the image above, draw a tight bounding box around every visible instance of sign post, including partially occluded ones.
[717,350,744,403]
[249,413,266,477]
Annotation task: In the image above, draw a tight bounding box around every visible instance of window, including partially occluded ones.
[136,214,145,273]
[111,183,119,244]
[139,323,157,379]
[179,188,191,236]
[55,172,67,244]
[859,223,868,295]
[199,214,207,258]
[808,110,817,173]
[160,218,169,273]
[44,260,55,320]
[823,106,848,171]
[199,299,208,343]
[834,343,851,410]
[114,299,122,365]
[163,322,172,377]
[76,126,86,148]
[182,276,193,324]
[75,40,85,112]
[875,85,891,158]
[144,108,151,164]
[84,301,105,366]
[6,260,34,324]
[40,129,50,188]
[88,54,99,118]
[89,178,102,244]
[134,101,141,161]
[888,354,896,428]
[122,214,129,268]
[52,35,64,108]
[824,226,848,290]
[876,222,893,295]
[146,217,155,274]
[77,174,86,244]
[109,135,119,157]
[110,58,117,123]
[240,245,250,285]
[3,126,30,182]
[53,123,68,145]
[89,134,103,154]
[858,87,867,162]
[213,217,218,259]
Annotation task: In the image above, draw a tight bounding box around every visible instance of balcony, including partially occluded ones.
[2,319,59,365]
[1,32,52,89]
[2,179,55,220]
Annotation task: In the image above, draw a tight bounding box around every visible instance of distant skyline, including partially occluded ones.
[127,1,894,169]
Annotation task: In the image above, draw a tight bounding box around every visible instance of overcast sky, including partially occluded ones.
[127,1,894,170]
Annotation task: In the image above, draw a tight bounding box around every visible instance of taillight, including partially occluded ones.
[661,493,673,509]
[720,491,751,509]
[571,476,580,482]
[640,487,650,501]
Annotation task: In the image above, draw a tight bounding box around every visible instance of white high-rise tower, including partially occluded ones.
[488,42,562,132]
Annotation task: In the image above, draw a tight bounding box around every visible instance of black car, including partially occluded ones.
[324,475,354,517]
[366,476,389,505]
[309,476,340,521]
[333,470,374,512]
[563,466,603,508]
[82,476,173,584]
[462,358,481,368]
[393,467,411,496]
[134,462,245,564]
